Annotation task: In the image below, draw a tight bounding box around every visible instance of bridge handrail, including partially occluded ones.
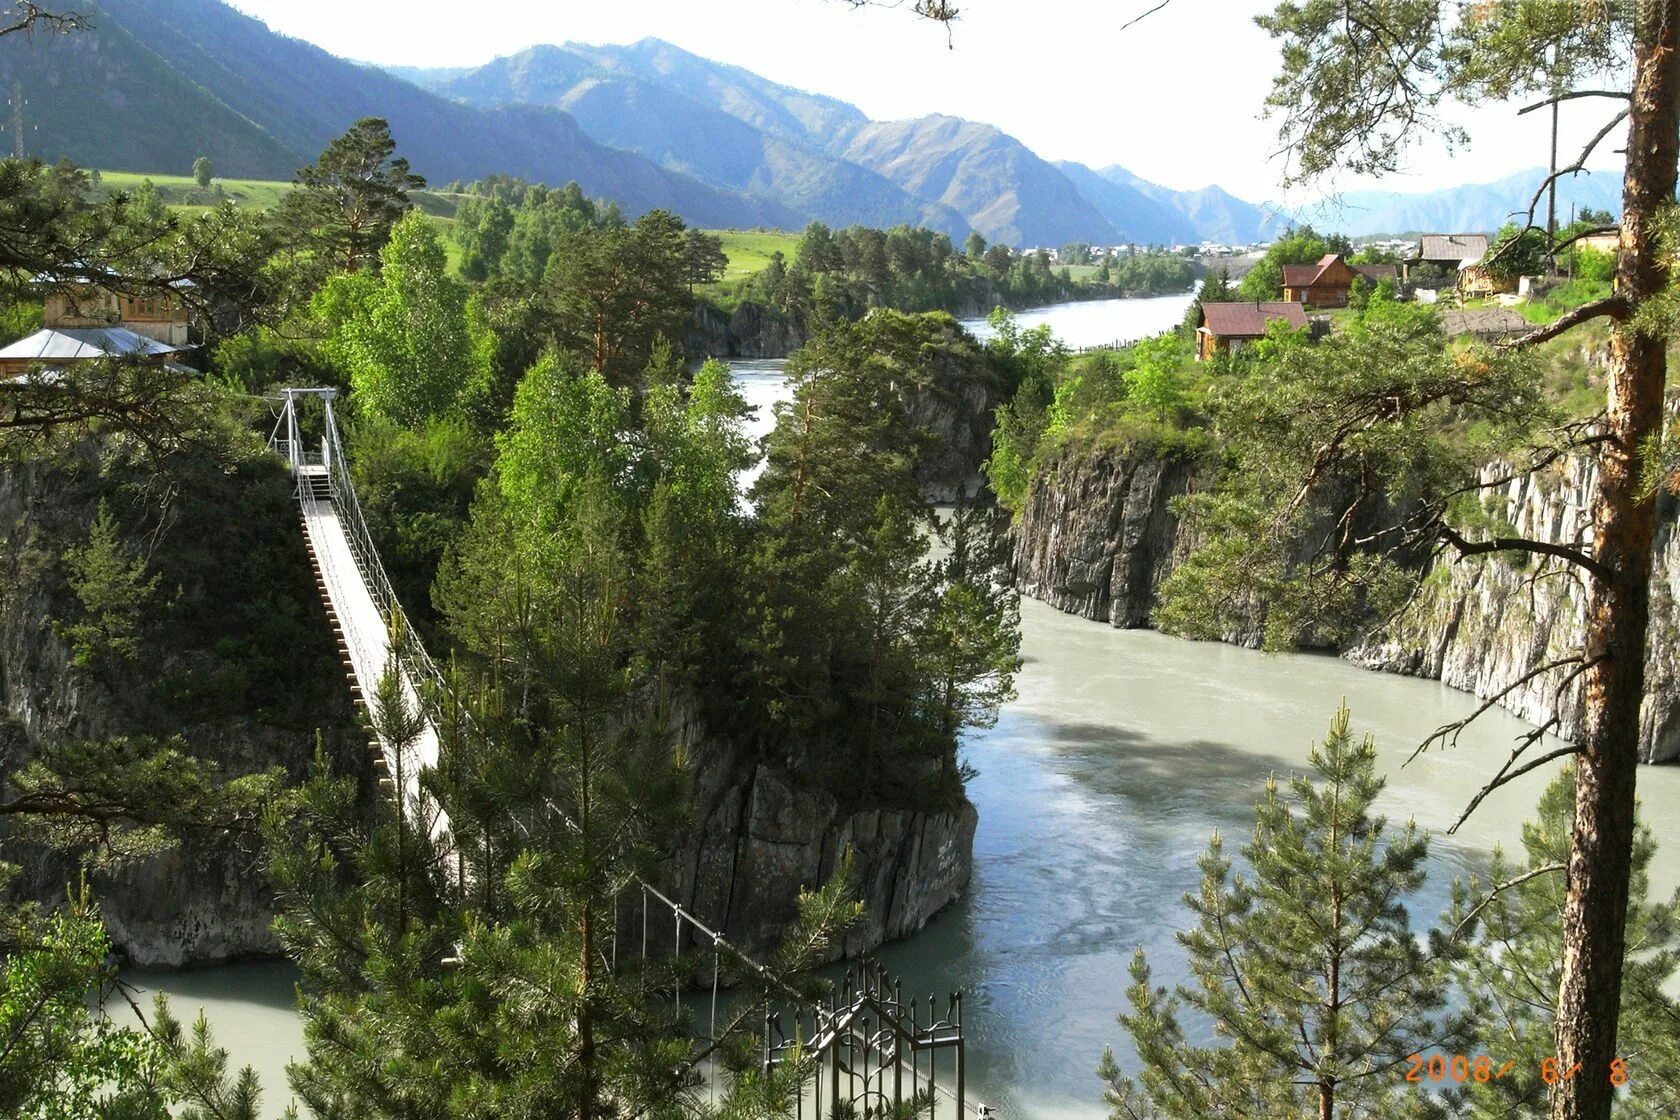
[321,408,453,713]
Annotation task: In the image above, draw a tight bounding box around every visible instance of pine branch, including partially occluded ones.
[1497,295,1629,350]
[1517,90,1633,114]
[1407,654,1588,765]
[1435,522,1611,583]
[1449,863,1568,940]
[1449,740,1581,835]
[0,3,88,38]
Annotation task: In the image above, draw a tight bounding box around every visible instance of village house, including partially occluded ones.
[1575,230,1621,255]
[1406,233,1490,285]
[1279,253,1398,307]
[1195,300,1310,361]
[1281,253,1358,307]
[0,278,195,378]
[41,277,195,346]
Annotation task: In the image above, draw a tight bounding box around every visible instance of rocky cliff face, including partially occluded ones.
[691,300,812,359]
[1011,441,1680,764]
[0,447,364,967]
[641,698,974,961]
[1348,455,1680,764]
[1011,442,1203,627]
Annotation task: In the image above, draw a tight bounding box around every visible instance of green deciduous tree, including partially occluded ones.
[191,157,212,190]
[314,210,487,427]
[493,350,630,536]
[0,884,163,1120]
[1237,225,1350,301]
[1100,706,1455,1120]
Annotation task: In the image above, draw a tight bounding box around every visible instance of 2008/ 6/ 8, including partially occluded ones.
[1404,1054,1630,1086]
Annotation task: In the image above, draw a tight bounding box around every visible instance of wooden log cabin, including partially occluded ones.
[0,278,196,378]
[1195,301,1310,361]
[42,278,194,347]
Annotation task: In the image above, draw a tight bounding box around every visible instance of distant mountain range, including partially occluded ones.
[1289,169,1624,238]
[0,1,1623,245]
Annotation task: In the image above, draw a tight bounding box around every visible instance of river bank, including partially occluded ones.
[693,289,1198,359]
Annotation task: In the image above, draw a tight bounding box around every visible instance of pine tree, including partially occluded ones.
[918,491,1021,790]
[1448,769,1680,1120]
[1100,706,1456,1120]
[53,500,158,670]
[276,117,424,277]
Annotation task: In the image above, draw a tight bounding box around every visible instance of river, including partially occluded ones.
[123,294,1680,1118]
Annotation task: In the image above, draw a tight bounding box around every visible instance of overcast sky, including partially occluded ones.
[227,0,1627,204]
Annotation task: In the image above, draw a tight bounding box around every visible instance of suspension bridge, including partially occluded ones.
[268,388,985,1119]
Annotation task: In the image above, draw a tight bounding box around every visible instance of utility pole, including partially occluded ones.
[1546,44,1559,272]
[7,80,24,160]
[1547,92,1560,265]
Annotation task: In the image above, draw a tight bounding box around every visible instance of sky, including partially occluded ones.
[226,0,1628,205]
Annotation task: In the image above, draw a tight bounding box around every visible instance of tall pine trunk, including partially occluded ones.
[1553,8,1680,1119]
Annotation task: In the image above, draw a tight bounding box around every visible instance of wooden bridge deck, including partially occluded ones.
[297,466,449,845]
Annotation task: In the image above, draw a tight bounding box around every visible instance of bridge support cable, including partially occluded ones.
[268,388,982,1118]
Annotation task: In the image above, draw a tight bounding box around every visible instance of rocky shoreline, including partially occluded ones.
[1009,440,1680,765]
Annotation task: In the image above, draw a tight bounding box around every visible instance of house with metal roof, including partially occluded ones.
[1195,301,1311,361]
[0,326,188,377]
[38,277,196,348]
[1407,233,1490,281]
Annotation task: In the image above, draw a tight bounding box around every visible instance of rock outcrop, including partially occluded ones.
[0,447,365,967]
[690,300,812,359]
[1011,440,1680,764]
[1011,443,1203,627]
[1348,455,1680,764]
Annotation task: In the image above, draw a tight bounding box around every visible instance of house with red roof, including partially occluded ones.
[1195,301,1311,361]
[1279,253,1397,308]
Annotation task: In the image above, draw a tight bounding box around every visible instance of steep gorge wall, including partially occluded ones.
[1011,443,1203,627]
[0,448,367,966]
[1011,442,1680,764]
[1348,455,1680,764]
[654,697,974,961]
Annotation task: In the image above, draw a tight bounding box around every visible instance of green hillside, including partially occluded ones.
[2,0,800,230]
[92,170,295,211]
[713,230,802,279]
[91,170,466,220]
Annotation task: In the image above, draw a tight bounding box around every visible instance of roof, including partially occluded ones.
[1354,263,1399,282]
[1280,253,1362,290]
[1439,308,1530,337]
[1416,234,1489,265]
[1199,301,1312,337]
[0,327,184,363]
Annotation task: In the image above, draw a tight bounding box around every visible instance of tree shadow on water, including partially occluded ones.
[1035,719,1297,808]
